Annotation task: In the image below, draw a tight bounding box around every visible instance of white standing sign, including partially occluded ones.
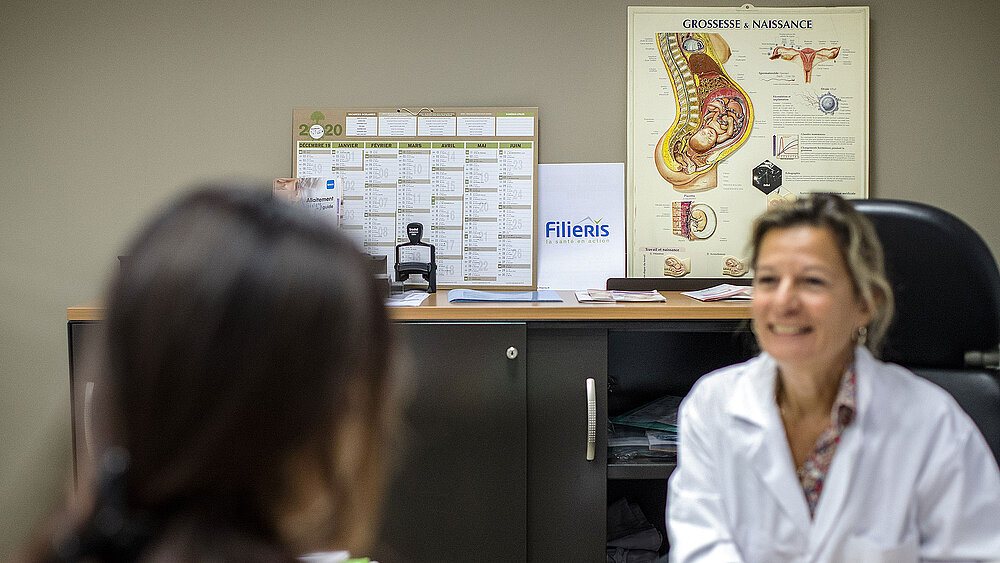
[536,163,625,290]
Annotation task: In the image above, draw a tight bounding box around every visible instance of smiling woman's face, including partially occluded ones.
[752,225,871,377]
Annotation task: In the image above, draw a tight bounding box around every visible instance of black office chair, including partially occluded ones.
[852,199,1000,463]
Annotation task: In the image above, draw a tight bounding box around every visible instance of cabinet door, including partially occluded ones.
[526,326,607,562]
[375,322,527,563]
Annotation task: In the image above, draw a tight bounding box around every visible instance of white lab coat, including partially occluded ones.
[667,346,1000,562]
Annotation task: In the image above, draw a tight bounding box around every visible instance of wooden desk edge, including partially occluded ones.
[68,291,751,322]
[67,302,104,322]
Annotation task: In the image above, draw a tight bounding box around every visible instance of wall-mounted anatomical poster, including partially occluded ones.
[627,6,868,278]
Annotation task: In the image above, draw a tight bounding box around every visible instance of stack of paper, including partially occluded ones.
[575,289,666,303]
[386,291,432,307]
[680,284,753,301]
[608,395,682,462]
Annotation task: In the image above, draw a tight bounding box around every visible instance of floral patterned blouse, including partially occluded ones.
[794,370,857,518]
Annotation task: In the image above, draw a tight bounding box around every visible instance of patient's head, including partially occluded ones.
[63,186,396,559]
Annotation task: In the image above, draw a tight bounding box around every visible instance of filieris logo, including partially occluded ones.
[545,217,611,239]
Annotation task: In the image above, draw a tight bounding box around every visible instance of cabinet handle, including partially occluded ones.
[586,377,596,461]
[506,346,518,360]
[84,381,96,465]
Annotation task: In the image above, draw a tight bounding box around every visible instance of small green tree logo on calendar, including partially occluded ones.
[307,111,326,139]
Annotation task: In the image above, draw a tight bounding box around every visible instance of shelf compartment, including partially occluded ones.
[607,461,675,480]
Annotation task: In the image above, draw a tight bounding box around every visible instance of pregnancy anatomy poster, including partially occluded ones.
[627,6,868,278]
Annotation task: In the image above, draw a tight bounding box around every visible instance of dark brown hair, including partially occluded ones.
[33,186,395,561]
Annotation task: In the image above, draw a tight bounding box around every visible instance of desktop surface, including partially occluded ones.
[68,290,751,322]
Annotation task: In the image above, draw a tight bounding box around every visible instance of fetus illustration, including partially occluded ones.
[769,46,840,83]
[672,201,717,240]
[722,255,749,277]
[691,208,708,231]
[655,32,754,193]
[664,255,691,277]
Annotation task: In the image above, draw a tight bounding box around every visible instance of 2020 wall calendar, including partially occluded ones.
[292,107,538,289]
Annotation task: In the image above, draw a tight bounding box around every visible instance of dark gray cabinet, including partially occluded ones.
[604,323,756,557]
[375,322,528,563]
[376,322,610,562]
[68,305,752,562]
[526,325,608,562]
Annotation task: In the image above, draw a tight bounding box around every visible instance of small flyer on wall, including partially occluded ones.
[627,6,869,279]
[273,177,342,227]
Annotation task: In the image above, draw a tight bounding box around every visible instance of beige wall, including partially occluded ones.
[2,0,998,552]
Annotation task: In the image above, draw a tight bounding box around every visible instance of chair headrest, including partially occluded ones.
[852,199,1000,368]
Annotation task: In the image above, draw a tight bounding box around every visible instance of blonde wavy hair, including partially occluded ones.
[750,193,894,355]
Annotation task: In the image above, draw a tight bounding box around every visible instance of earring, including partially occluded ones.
[854,325,868,347]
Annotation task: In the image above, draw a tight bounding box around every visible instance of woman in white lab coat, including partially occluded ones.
[667,193,1000,562]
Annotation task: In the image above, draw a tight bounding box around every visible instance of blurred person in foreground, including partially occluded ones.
[19,186,398,561]
[667,193,1000,561]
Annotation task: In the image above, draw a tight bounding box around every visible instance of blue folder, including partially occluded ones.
[447,289,563,302]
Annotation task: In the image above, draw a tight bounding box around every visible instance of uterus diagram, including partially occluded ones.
[654,32,754,193]
[769,45,840,83]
